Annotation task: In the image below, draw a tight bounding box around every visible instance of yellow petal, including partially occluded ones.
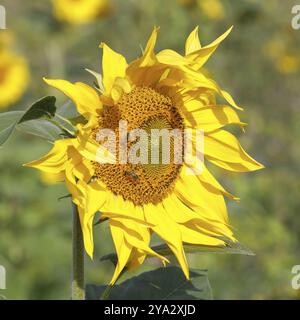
[204,130,264,171]
[24,139,72,173]
[157,49,190,66]
[43,78,101,116]
[76,205,94,259]
[111,85,123,102]
[62,157,98,259]
[40,171,65,184]
[126,249,147,271]
[220,89,243,111]
[207,158,264,172]
[178,222,225,246]
[114,77,132,93]
[175,168,229,223]
[65,166,93,257]
[65,160,85,208]
[100,43,128,94]
[182,128,238,201]
[84,180,107,218]
[163,191,233,230]
[110,76,132,102]
[197,165,238,200]
[182,90,214,111]
[71,159,94,183]
[186,26,233,69]
[72,127,115,164]
[109,221,133,285]
[170,195,233,240]
[144,203,190,280]
[162,194,198,223]
[101,193,156,227]
[123,205,154,272]
[185,104,245,131]
[181,67,243,110]
[185,26,201,55]
[78,180,108,258]
[109,219,168,266]
[140,27,159,67]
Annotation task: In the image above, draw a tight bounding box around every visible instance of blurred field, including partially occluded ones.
[0,0,300,299]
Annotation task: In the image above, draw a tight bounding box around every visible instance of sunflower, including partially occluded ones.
[51,0,111,25]
[197,0,225,21]
[25,27,264,284]
[276,54,300,74]
[0,50,29,109]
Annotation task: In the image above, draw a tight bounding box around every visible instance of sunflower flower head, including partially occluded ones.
[0,50,29,109]
[276,54,300,74]
[26,27,264,284]
[197,0,225,20]
[51,0,111,25]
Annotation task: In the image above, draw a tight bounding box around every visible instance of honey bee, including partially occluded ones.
[124,170,140,182]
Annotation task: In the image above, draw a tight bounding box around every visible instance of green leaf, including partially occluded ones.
[57,100,80,119]
[17,119,64,141]
[57,194,72,201]
[0,111,24,146]
[68,115,88,126]
[100,238,254,267]
[0,97,71,146]
[151,238,255,256]
[18,96,57,124]
[86,266,212,300]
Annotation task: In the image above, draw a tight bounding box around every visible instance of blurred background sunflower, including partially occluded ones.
[51,0,111,25]
[0,0,299,299]
[0,33,29,109]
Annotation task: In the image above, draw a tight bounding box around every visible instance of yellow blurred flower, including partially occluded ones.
[263,39,300,74]
[263,39,285,59]
[51,0,111,25]
[197,0,225,20]
[0,50,29,109]
[276,54,300,74]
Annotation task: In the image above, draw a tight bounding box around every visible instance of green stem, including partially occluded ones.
[71,203,85,300]
[101,285,113,300]
[100,268,127,300]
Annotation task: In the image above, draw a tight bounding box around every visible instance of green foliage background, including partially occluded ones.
[0,0,299,299]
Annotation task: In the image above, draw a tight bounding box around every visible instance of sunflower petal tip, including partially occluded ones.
[43,77,56,87]
[192,25,199,35]
[87,250,94,260]
[23,161,37,168]
[253,161,265,170]
[234,196,240,202]
[184,269,190,281]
